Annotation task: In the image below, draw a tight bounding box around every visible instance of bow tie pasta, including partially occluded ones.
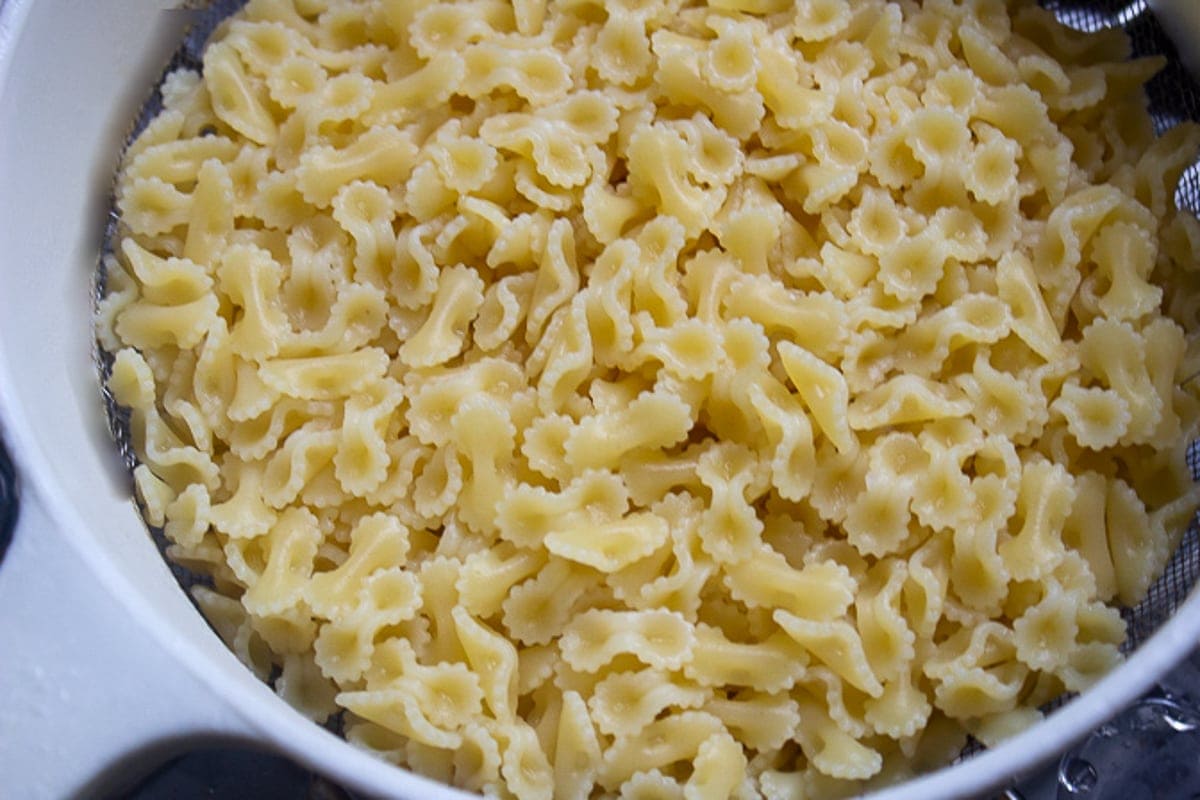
[99,0,1200,797]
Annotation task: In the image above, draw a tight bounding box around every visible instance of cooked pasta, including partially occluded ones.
[100,0,1200,797]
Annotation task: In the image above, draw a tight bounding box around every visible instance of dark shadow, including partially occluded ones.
[75,736,356,800]
[0,434,16,565]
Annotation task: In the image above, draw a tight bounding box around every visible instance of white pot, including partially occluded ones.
[0,1,1198,798]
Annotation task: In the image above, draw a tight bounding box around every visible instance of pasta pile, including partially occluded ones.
[99,0,1200,797]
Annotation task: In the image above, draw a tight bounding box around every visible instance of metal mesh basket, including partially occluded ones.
[1035,0,1200,655]
[95,0,1200,793]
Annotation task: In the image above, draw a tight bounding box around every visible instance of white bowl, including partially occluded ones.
[0,2,1197,798]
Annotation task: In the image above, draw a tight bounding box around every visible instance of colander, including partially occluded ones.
[0,1,1198,798]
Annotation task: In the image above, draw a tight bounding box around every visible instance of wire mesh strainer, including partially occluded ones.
[1035,0,1200,654]
[94,0,1200,795]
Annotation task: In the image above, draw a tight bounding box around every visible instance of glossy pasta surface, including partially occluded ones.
[99,0,1200,797]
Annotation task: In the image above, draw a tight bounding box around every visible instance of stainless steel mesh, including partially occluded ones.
[94,0,1200,782]
[1032,0,1200,655]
